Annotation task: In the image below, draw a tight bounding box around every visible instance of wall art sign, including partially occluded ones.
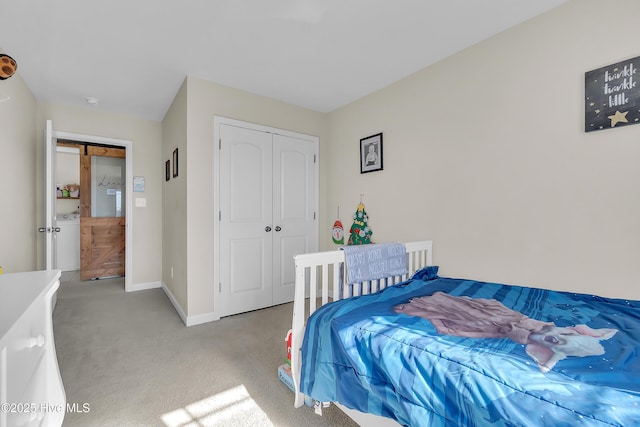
[585,55,640,132]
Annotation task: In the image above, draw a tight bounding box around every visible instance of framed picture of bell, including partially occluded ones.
[360,133,383,173]
[165,160,170,181]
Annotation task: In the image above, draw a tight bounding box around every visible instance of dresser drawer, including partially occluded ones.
[4,353,46,427]
[0,271,65,427]
[3,298,49,402]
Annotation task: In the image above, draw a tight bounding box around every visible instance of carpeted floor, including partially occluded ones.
[52,275,358,427]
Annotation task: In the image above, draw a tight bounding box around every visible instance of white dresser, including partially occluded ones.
[0,270,66,427]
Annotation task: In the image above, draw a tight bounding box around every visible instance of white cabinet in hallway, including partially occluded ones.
[217,120,318,317]
[56,216,80,272]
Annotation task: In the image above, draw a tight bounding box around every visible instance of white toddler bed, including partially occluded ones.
[291,240,640,427]
[290,241,433,426]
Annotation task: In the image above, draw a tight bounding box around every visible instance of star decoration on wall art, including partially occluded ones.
[608,110,629,127]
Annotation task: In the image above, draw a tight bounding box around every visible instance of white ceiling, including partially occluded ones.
[0,0,567,121]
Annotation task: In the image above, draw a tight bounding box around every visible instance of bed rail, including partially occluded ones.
[290,240,433,408]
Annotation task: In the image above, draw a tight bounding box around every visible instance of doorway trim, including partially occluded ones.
[52,129,134,291]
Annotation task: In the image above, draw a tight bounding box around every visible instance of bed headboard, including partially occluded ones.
[290,240,433,408]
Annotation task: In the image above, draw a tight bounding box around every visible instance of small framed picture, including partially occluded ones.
[173,148,179,178]
[165,160,171,181]
[360,133,383,173]
[133,176,145,192]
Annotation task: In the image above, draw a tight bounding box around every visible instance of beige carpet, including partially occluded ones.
[52,276,358,427]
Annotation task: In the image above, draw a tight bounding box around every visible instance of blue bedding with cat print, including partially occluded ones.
[299,270,640,426]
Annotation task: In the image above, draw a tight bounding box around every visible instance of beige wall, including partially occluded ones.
[5,0,639,323]
[0,72,37,273]
[173,77,328,319]
[326,0,640,300]
[36,103,163,287]
[161,80,188,311]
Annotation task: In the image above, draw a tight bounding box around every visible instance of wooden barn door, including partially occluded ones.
[80,145,126,280]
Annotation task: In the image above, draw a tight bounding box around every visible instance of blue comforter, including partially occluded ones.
[300,274,640,426]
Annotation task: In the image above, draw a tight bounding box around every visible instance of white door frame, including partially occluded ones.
[47,125,134,291]
[213,116,319,319]
[44,121,56,270]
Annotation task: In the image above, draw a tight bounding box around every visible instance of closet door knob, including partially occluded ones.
[275,226,282,232]
[265,226,272,232]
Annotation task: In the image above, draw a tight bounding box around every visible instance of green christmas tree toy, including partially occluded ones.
[347,202,373,245]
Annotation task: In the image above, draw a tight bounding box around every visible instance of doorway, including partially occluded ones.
[45,121,134,290]
[56,140,126,280]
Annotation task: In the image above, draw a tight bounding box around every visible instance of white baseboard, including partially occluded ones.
[160,282,219,327]
[127,281,162,292]
[161,282,188,325]
[185,311,218,327]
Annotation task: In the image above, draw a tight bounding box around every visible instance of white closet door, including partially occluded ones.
[272,134,318,305]
[219,125,273,317]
